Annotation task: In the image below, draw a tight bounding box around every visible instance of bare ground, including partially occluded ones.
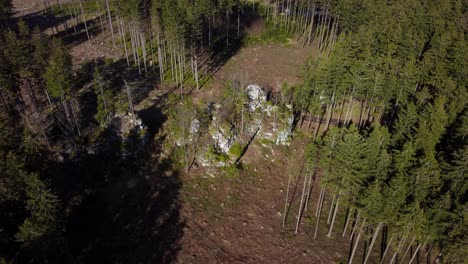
[178,137,351,263]
[193,41,318,103]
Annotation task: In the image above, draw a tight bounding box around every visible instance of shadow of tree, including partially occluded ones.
[22,94,183,263]
[65,149,184,264]
[14,9,104,47]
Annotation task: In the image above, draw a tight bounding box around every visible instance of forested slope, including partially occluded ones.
[0,0,466,263]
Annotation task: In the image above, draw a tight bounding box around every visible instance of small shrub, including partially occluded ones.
[228,142,243,158]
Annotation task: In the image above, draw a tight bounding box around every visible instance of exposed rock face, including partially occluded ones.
[191,84,294,168]
[244,85,293,146]
[112,112,145,138]
[246,84,267,111]
[211,124,236,153]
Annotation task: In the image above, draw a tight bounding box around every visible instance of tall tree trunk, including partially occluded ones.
[315,187,324,217]
[348,218,366,264]
[358,93,368,129]
[327,189,337,224]
[105,0,115,46]
[363,222,383,264]
[68,5,77,33]
[157,33,164,82]
[313,108,325,139]
[306,3,316,46]
[314,187,325,239]
[337,94,346,125]
[140,32,147,73]
[304,172,314,211]
[401,235,416,263]
[389,234,409,264]
[120,19,130,67]
[342,207,352,237]
[78,0,91,43]
[324,91,335,131]
[295,170,309,233]
[194,54,199,89]
[380,235,393,264]
[327,190,341,237]
[44,89,53,111]
[282,164,293,227]
[409,243,424,264]
[95,0,105,32]
[344,90,354,125]
[349,211,361,241]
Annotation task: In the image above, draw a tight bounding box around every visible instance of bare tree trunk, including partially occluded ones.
[342,207,352,237]
[95,0,105,32]
[78,0,91,43]
[359,93,369,129]
[116,15,123,50]
[120,19,130,67]
[424,244,433,259]
[44,89,53,111]
[306,3,316,46]
[324,91,335,131]
[348,218,366,264]
[315,187,324,217]
[363,222,383,264]
[409,243,424,264]
[105,0,115,46]
[344,90,354,125]
[401,235,416,263]
[157,33,164,82]
[327,190,337,224]
[282,164,293,227]
[194,54,199,89]
[295,170,309,233]
[389,234,409,264]
[349,211,361,241]
[60,94,73,130]
[327,190,341,237]
[140,32,148,73]
[380,234,393,264]
[304,172,314,211]
[68,5,77,33]
[314,187,325,239]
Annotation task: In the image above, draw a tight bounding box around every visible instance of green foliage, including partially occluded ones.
[206,145,229,164]
[243,21,292,46]
[44,39,73,99]
[0,153,61,243]
[228,141,243,158]
[93,66,115,126]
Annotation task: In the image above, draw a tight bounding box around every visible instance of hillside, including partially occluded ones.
[0,0,466,263]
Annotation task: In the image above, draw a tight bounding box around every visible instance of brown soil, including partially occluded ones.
[195,41,318,103]
[178,137,351,263]
[12,0,121,65]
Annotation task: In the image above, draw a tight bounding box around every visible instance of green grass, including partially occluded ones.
[243,21,294,46]
[228,142,243,159]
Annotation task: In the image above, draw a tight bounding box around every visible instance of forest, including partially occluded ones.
[0,0,466,263]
